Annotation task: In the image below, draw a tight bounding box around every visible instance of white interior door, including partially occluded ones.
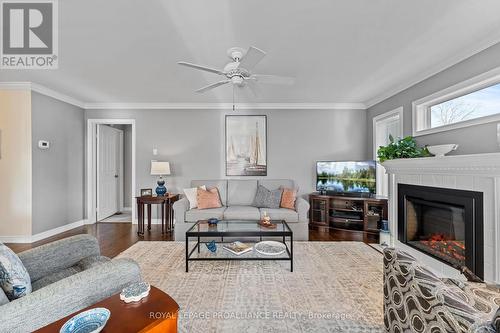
[97,125,121,221]
[373,108,403,197]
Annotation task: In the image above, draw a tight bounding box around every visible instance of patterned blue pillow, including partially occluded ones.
[0,243,32,300]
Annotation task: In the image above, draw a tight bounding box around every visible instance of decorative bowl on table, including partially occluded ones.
[427,144,458,157]
[207,218,219,225]
[254,241,286,256]
[120,282,151,303]
[60,308,110,333]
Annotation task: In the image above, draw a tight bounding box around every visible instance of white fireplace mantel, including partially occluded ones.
[382,152,500,284]
[382,152,500,177]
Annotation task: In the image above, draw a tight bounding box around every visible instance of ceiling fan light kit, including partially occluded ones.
[177,46,295,94]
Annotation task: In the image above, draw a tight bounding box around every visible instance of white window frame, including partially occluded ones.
[412,66,500,137]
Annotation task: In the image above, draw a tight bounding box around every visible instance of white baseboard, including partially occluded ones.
[0,219,88,243]
[0,235,32,243]
[122,207,132,212]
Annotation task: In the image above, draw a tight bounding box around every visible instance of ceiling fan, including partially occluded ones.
[178,46,295,93]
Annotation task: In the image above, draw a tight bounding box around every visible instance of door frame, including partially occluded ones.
[87,119,136,224]
[96,124,123,221]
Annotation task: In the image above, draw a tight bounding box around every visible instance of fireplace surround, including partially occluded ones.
[398,184,484,279]
[382,153,500,283]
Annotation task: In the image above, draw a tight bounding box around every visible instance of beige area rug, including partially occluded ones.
[118,241,384,332]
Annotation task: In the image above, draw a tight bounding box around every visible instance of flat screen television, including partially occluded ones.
[316,161,376,195]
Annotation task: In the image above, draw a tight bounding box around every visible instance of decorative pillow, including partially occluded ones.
[183,185,207,209]
[197,187,222,210]
[280,187,298,210]
[0,243,32,300]
[0,288,8,306]
[254,185,283,209]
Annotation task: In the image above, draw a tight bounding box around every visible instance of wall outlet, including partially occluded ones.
[38,140,50,149]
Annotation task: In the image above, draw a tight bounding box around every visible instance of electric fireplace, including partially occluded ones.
[398,184,484,279]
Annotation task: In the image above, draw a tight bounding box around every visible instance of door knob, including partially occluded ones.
[114,175,118,178]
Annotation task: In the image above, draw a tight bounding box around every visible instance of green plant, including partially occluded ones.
[377,135,430,163]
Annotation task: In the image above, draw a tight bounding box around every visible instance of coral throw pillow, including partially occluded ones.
[280,187,298,210]
[197,187,222,209]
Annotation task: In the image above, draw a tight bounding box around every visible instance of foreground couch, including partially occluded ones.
[384,248,500,333]
[0,235,142,332]
[173,179,310,241]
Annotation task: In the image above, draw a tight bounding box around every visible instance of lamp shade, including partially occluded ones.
[151,161,171,175]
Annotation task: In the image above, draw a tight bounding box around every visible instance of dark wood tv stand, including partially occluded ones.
[309,193,388,243]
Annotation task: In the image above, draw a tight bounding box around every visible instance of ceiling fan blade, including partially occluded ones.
[249,74,295,85]
[195,80,230,93]
[177,61,224,75]
[238,46,266,70]
[245,80,261,98]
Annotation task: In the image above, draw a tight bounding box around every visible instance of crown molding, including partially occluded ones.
[0,82,366,110]
[364,31,500,109]
[0,82,86,108]
[0,82,32,90]
[83,102,366,110]
[31,83,86,108]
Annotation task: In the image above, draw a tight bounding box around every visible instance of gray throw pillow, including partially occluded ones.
[0,288,9,305]
[254,185,283,208]
[0,243,32,300]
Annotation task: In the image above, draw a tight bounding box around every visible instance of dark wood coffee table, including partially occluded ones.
[35,286,179,333]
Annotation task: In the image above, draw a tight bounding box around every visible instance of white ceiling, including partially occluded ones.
[2,0,500,107]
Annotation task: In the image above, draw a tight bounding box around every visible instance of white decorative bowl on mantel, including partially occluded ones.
[427,144,458,157]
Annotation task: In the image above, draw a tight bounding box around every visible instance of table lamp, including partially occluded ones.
[150,161,171,196]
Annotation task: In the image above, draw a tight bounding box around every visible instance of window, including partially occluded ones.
[413,67,500,136]
[373,107,403,197]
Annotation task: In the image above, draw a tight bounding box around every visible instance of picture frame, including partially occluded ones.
[140,188,153,196]
[225,115,267,176]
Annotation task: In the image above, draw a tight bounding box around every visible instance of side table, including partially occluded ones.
[136,194,179,235]
[34,286,179,333]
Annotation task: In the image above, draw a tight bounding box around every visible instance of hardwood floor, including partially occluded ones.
[7,223,173,258]
[6,223,366,257]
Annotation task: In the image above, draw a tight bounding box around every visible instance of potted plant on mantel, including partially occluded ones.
[377,135,430,163]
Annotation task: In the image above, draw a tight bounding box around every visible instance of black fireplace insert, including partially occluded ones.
[398,184,483,279]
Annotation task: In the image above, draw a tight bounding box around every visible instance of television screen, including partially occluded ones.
[316,161,376,194]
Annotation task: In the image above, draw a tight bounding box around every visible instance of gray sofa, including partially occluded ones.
[0,235,142,332]
[173,179,310,241]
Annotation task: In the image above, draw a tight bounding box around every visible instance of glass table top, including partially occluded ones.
[187,220,291,234]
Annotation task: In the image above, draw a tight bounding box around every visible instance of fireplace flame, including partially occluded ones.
[415,234,466,263]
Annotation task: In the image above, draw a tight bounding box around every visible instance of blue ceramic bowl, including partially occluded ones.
[207,218,219,225]
[60,308,110,333]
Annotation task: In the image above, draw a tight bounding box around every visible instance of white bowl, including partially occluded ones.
[427,144,458,157]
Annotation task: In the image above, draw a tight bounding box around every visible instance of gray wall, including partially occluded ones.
[31,92,85,234]
[366,42,500,158]
[85,108,367,215]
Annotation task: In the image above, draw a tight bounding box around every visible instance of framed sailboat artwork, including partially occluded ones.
[225,115,267,176]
